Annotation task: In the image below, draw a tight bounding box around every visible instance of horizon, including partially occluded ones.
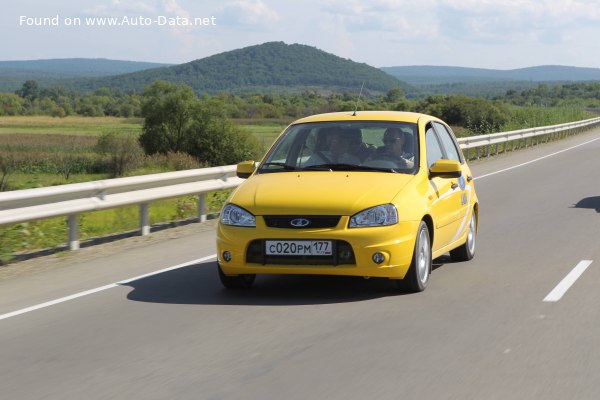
[2,49,600,72]
[3,1,600,70]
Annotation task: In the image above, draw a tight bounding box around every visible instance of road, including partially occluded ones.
[1,128,599,399]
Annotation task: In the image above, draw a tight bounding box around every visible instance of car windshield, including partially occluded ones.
[258,121,419,174]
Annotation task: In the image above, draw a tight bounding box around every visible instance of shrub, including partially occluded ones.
[95,132,144,177]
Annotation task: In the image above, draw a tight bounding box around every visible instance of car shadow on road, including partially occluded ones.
[121,261,425,306]
[573,196,600,213]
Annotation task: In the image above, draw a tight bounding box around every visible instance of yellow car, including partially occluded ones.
[216,111,478,292]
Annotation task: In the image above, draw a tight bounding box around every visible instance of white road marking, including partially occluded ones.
[543,260,593,302]
[2,134,599,320]
[474,137,600,180]
[0,254,217,322]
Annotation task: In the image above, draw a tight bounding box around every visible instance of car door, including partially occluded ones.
[425,122,469,251]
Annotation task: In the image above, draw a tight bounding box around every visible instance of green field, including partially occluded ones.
[0,116,288,140]
[0,110,593,262]
[0,116,287,262]
[0,116,143,136]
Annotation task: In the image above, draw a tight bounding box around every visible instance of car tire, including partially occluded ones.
[218,264,256,289]
[397,221,431,293]
[450,209,477,262]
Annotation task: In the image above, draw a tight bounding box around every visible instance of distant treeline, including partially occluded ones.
[1,79,599,133]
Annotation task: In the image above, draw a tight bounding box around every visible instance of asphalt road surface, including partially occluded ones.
[1,128,599,399]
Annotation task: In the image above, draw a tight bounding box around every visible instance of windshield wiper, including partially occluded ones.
[302,163,336,171]
[303,163,398,173]
[259,162,298,172]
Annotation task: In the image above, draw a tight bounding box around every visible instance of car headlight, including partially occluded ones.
[349,204,398,228]
[220,204,256,227]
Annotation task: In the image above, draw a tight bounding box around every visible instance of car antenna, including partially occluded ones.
[353,82,365,116]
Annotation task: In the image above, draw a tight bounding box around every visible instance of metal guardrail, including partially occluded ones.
[457,117,600,159]
[0,166,242,250]
[1,116,599,251]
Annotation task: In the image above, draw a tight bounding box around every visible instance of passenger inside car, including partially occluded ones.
[305,127,361,166]
[346,128,376,162]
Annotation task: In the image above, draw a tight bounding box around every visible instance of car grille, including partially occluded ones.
[263,215,341,229]
[246,240,356,266]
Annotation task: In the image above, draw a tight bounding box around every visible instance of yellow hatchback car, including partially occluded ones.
[216,111,478,292]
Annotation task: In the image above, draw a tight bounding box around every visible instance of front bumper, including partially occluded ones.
[216,216,420,279]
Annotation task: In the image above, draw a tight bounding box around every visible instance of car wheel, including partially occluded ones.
[397,221,431,293]
[218,264,256,289]
[450,209,477,262]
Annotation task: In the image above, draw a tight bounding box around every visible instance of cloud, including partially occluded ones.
[319,0,600,36]
[163,0,190,19]
[435,0,600,45]
[84,0,157,16]
[319,0,437,39]
[217,0,280,29]
[161,0,193,34]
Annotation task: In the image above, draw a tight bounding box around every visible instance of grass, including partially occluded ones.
[0,109,593,262]
[235,120,288,150]
[502,106,595,131]
[0,115,285,142]
[0,116,143,136]
[0,115,280,261]
[0,191,230,263]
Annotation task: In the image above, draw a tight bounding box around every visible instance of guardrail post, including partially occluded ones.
[140,203,150,236]
[198,193,207,222]
[68,214,79,250]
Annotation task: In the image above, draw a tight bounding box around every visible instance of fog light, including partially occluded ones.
[372,252,385,264]
[223,251,232,262]
[339,249,352,261]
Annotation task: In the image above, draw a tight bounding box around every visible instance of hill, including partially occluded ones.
[381,65,600,85]
[0,58,171,77]
[68,42,409,95]
[0,58,171,92]
[381,65,600,98]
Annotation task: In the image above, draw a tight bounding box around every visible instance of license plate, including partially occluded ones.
[265,240,332,256]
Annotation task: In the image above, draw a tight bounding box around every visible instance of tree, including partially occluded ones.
[139,81,197,154]
[416,95,508,134]
[15,80,39,101]
[96,132,144,177]
[139,81,262,166]
[0,94,24,116]
[187,98,262,165]
[384,87,405,103]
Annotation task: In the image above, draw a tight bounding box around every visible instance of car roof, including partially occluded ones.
[291,111,438,125]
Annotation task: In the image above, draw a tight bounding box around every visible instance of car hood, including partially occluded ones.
[230,171,414,215]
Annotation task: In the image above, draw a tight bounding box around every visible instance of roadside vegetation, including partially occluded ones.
[0,78,598,262]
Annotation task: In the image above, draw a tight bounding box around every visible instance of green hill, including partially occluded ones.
[69,42,409,95]
[381,65,600,85]
[0,58,170,77]
[0,58,170,92]
[380,65,600,97]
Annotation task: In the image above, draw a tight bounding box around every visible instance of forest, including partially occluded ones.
[2,79,599,132]
[0,77,598,260]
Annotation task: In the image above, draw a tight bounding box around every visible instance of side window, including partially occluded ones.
[425,125,444,168]
[433,122,462,163]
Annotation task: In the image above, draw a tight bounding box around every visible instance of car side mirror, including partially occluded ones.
[429,160,462,178]
[236,160,256,179]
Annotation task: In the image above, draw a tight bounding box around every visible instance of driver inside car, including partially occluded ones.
[367,127,415,169]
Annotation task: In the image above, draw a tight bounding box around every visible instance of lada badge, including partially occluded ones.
[290,218,310,228]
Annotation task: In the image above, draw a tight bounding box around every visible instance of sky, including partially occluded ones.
[3,0,600,69]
